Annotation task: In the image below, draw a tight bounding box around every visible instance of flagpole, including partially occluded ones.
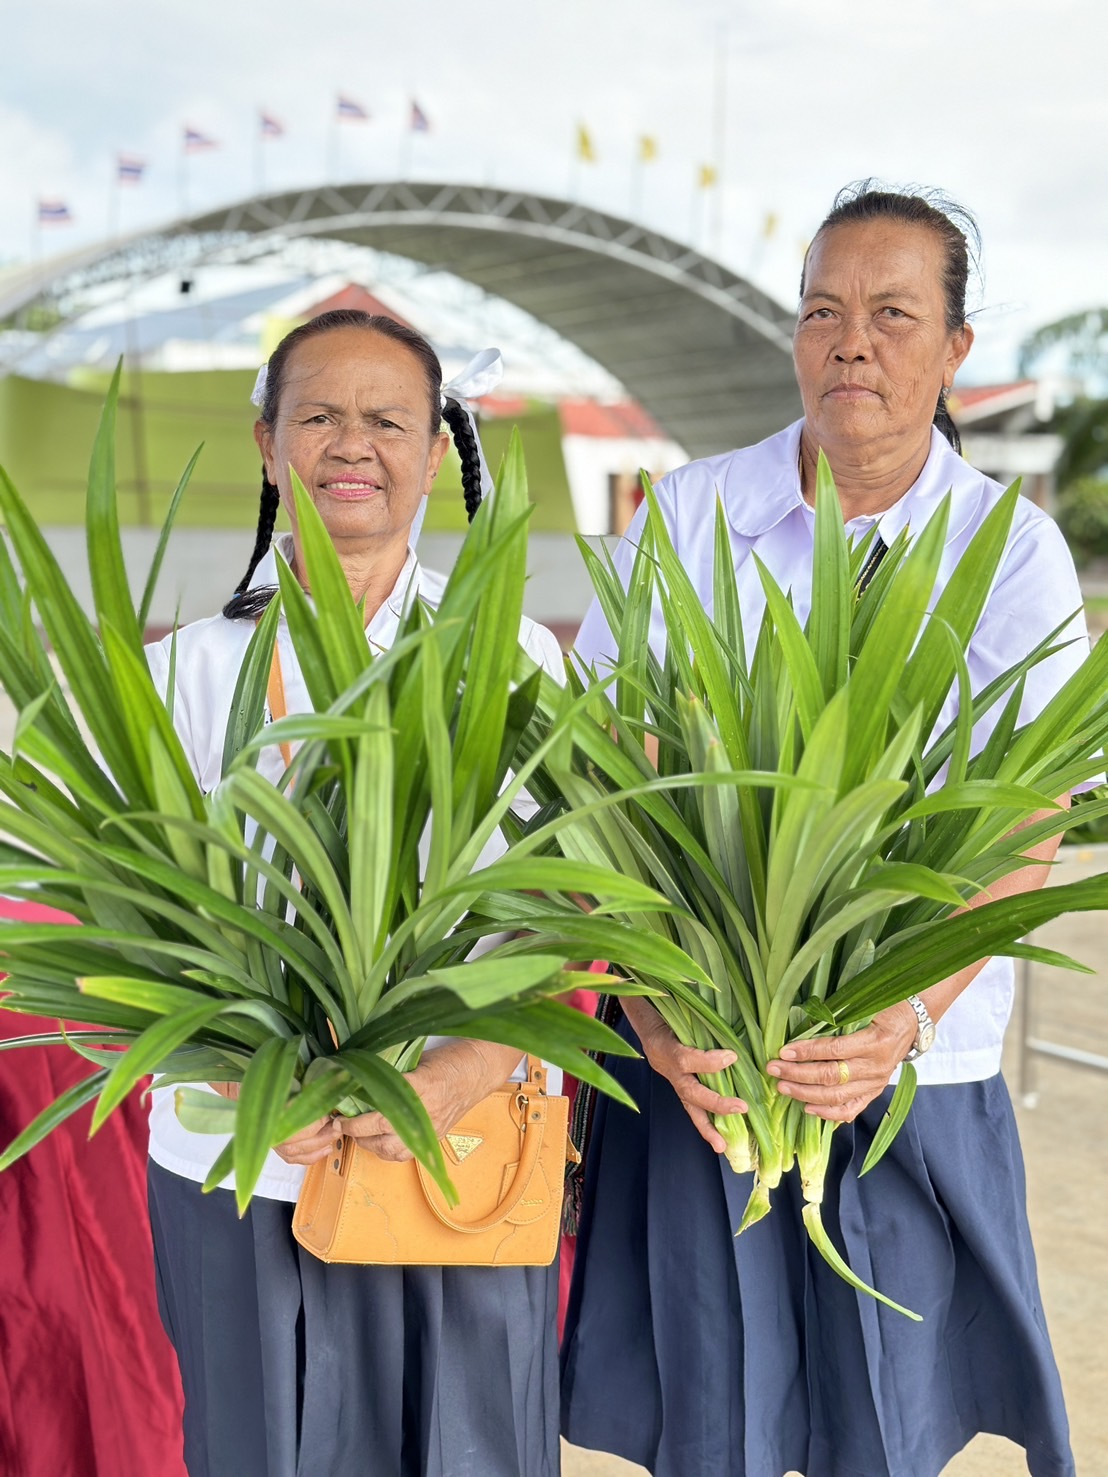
[569,130,583,202]
[121,310,152,529]
[711,22,728,257]
[748,224,766,280]
[630,146,643,221]
[108,170,120,242]
[327,111,338,182]
[254,119,263,196]
[178,145,189,219]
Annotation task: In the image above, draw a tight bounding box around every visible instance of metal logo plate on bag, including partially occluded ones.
[445,1133,483,1163]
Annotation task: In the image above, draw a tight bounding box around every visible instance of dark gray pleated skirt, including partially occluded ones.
[147,1162,560,1477]
[561,1018,1075,1477]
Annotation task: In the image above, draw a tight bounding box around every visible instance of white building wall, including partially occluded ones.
[561,433,687,535]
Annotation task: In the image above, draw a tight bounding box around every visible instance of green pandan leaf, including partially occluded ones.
[802,998,836,1028]
[0,1070,109,1171]
[859,1064,918,1177]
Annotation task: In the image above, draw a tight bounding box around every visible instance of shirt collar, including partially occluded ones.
[722,420,807,537]
[871,427,986,548]
[723,420,986,547]
[373,546,423,642]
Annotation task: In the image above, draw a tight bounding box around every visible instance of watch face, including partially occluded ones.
[918,1021,937,1054]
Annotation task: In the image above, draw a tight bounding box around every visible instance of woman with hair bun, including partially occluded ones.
[562,185,1081,1477]
[145,311,566,1477]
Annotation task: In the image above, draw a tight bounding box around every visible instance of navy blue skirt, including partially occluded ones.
[561,1021,1074,1477]
[147,1162,560,1477]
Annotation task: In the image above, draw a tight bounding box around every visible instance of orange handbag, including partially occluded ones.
[291,1057,574,1266]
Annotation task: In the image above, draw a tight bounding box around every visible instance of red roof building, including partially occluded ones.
[949,380,1063,509]
[301,283,416,328]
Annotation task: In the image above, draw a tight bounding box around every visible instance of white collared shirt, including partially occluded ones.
[575,421,1092,1085]
[145,535,566,1200]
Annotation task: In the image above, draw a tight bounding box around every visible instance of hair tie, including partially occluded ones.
[440,347,503,411]
[250,365,268,409]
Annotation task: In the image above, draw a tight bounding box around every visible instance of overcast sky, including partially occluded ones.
[2,0,1106,383]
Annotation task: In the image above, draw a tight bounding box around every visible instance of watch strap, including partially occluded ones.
[903,993,934,1061]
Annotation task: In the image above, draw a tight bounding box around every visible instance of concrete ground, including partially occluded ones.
[564,844,1108,1476]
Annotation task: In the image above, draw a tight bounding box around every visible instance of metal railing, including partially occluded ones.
[1016,844,1108,1107]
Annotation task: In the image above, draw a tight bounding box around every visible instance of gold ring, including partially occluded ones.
[838,1060,851,1086]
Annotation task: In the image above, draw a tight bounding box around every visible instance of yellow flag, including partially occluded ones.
[762,211,779,239]
[577,124,596,163]
[639,135,658,163]
[698,163,718,189]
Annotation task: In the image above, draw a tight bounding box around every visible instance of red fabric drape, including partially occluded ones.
[0,899,185,1477]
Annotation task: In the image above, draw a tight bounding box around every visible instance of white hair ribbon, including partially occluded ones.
[411,347,503,547]
[440,347,503,410]
[250,365,268,409]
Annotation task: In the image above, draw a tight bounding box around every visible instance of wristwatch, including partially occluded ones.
[902,994,936,1061]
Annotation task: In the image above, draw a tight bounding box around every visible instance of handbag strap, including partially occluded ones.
[414,1085,548,1234]
[266,641,294,768]
[521,1054,545,1090]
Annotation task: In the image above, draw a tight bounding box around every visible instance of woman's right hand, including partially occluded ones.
[272,1117,342,1167]
[620,997,747,1154]
[208,1080,341,1167]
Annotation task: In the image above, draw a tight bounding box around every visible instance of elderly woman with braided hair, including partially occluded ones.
[144,311,566,1477]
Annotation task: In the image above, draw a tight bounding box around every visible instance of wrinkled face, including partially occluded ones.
[793,219,973,456]
[254,326,448,551]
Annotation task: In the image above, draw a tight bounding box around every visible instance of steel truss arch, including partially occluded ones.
[0,181,801,457]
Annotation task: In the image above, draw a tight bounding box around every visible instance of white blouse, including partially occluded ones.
[145,535,566,1201]
[574,420,1092,1086]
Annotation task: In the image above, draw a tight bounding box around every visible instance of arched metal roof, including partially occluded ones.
[0,181,802,459]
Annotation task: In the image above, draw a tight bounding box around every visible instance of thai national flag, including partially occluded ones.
[38,199,73,224]
[410,100,430,133]
[183,126,218,152]
[117,155,146,184]
[260,111,284,138]
[336,94,369,121]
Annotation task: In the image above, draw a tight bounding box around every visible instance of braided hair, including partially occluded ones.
[442,396,484,521]
[223,310,487,621]
[221,473,282,621]
[800,181,981,454]
[932,386,961,456]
